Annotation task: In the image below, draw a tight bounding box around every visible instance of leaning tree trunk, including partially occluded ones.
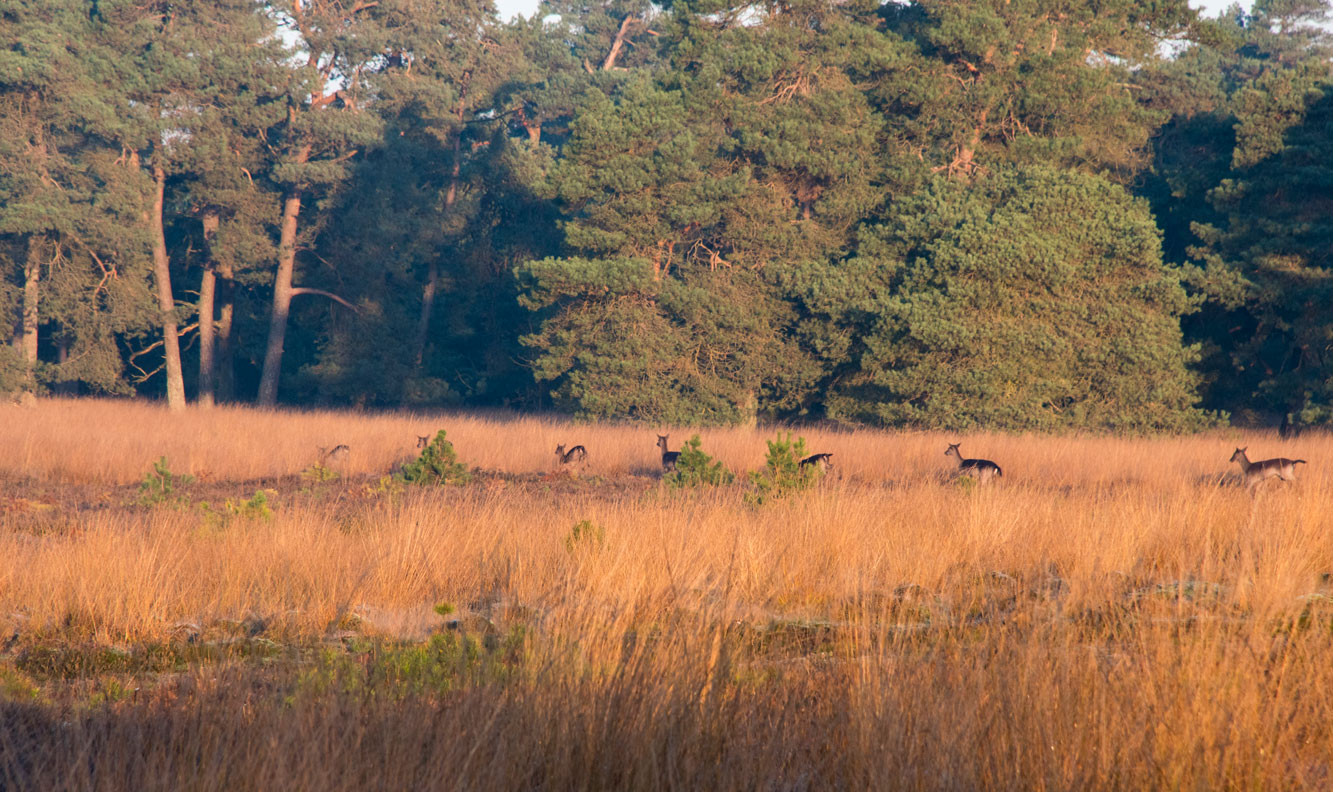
[257,185,302,407]
[149,164,186,411]
[197,211,220,408]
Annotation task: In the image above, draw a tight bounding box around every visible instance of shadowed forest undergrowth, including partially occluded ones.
[0,399,1331,790]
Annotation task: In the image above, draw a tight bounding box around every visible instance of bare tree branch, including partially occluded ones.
[290,287,360,312]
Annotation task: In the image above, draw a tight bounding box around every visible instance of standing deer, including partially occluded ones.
[800,453,834,473]
[417,435,430,449]
[945,443,1002,485]
[1230,447,1305,488]
[657,434,680,472]
[555,444,587,465]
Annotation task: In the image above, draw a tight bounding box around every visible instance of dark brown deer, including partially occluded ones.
[555,444,587,465]
[800,453,834,473]
[945,443,1002,485]
[657,434,680,472]
[1230,447,1305,488]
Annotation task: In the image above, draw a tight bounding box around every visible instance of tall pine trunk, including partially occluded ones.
[257,182,305,406]
[215,261,236,403]
[19,238,40,406]
[150,164,187,411]
[197,211,220,408]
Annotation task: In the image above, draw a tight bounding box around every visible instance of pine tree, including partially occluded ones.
[0,0,156,401]
[817,167,1212,431]
[1145,0,1333,422]
[254,0,387,406]
[518,0,891,423]
[876,0,1198,181]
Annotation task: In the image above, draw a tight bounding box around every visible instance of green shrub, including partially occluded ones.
[398,430,472,486]
[137,457,195,506]
[564,519,606,553]
[665,435,734,488]
[227,490,274,521]
[748,432,821,504]
[301,462,339,483]
[199,489,274,529]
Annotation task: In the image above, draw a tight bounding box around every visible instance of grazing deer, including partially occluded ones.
[318,444,350,465]
[1230,447,1305,488]
[417,435,430,449]
[800,453,834,473]
[945,443,1002,484]
[657,434,680,472]
[555,444,587,465]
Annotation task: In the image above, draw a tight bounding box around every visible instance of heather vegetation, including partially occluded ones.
[2,0,1330,431]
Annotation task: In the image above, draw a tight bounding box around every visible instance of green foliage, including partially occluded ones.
[365,474,407,499]
[397,430,472,486]
[199,490,275,529]
[8,0,1332,433]
[294,631,525,702]
[747,433,820,504]
[664,435,734,488]
[816,167,1216,432]
[301,463,339,483]
[137,457,195,507]
[0,665,42,703]
[0,347,26,397]
[226,490,274,521]
[563,519,606,553]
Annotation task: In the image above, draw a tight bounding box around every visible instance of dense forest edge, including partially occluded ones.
[2,0,1330,432]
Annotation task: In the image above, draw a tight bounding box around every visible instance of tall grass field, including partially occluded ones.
[0,398,1330,790]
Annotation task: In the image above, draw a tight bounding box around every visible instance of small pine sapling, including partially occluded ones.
[748,432,820,504]
[137,457,195,506]
[665,435,734,488]
[398,430,472,485]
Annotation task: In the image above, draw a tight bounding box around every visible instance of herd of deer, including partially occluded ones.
[564,436,1308,490]
[318,434,1309,490]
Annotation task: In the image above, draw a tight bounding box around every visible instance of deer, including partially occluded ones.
[555,444,587,465]
[318,444,350,465]
[1229,447,1305,488]
[416,435,430,449]
[945,443,1002,485]
[657,434,680,472]
[800,453,834,473]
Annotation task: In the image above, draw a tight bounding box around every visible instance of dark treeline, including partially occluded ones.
[2,0,1330,431]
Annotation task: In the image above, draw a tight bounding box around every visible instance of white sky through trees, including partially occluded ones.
[493,0,1250,22]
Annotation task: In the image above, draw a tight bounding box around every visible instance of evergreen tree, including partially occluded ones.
[519,0,892,423]
[254,0,387,406]
[0,0,157,400]
[817,167,1212,431]
[1144,0,1333,422]
[876,0,1198,181]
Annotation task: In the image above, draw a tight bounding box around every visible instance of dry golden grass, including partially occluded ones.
[1,398,1332,790]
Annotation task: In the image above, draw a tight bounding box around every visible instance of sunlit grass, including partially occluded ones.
[0,398,1330,789]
